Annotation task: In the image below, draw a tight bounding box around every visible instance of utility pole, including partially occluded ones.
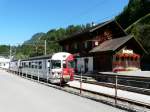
[9,45,12,60]
[44,40,47,55]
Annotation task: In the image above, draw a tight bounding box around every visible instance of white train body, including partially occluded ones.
[9,52,75,83]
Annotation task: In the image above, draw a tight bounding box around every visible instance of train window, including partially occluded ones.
[32,65,34,68]
[39,66,42,69]
[63,60,66,68]
[68,61,75,68]
[38,61,42,69]
[34,62,37,69]
[51,60,61,69]
[29,62,31,68]
[23,63,25,67]
[25,62,28,68]
[63,63,66,68]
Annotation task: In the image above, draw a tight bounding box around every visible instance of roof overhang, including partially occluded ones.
[90,35,134,53]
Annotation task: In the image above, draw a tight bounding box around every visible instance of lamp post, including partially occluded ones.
[80,65,83,95]
[115,75,118,105]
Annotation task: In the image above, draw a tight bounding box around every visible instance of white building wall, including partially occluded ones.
[0,57,10,69]
[76,57,93,73]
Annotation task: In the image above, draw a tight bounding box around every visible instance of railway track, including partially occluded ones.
[10,72,150,112]
[65,85,150,112]
[84,81,150,95]
[74,75,150,95]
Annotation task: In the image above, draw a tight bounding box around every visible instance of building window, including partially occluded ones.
[95,41,99,46]
[104,30,112,40]
[84,41,88,48]
[70,44,74,50]
[62,46,65,51]
[65,45,69,51]
[74,43,78,49]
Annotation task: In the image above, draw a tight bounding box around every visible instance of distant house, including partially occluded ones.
[0,56,10,69]
[59,20,146,73]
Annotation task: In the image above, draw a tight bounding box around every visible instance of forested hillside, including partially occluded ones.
[125,13,150,65]
[115,0,150,65]
[0,45,10,56]
[116,0,150,29]
[126,13,150,53]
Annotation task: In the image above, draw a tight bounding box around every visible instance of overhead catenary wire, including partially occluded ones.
[63,0,107,25]
[63,0,120,27]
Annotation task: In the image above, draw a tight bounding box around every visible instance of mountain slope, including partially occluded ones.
[24,32,46,45]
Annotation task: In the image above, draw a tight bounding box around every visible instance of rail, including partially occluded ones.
[66,84,150,110]
[84,81,150,95]
[75,74,150,95]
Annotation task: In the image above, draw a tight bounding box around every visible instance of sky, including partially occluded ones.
[0,0,129,45]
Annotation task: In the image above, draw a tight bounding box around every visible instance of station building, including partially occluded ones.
[0,56,10,69]
[59,20,146,73]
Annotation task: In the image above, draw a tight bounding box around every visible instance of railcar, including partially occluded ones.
[9,52,75,84]
[9,60,20,73]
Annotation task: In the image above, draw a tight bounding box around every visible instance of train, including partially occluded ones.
[9,52,75,84]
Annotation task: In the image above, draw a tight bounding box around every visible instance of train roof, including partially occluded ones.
[51,52,72,60]
[21,54,53,61]
[11,52,73,62]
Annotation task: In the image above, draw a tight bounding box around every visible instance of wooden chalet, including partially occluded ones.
[59,20,146,73]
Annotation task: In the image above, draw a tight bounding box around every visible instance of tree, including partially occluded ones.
[131,24,150,52]
[116,0,150,29]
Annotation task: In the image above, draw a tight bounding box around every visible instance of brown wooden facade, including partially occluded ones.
[59,20,146,72]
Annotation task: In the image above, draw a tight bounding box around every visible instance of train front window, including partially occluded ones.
[63,63,67,68]
[51,60,61,69]
[68,61,75,68]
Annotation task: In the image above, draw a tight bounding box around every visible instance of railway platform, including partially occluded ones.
[68,80,150,111]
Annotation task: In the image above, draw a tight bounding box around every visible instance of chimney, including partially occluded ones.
[92,22,95,26]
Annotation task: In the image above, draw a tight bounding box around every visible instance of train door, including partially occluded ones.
[74,59,77,73]
[47,59,52,80]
